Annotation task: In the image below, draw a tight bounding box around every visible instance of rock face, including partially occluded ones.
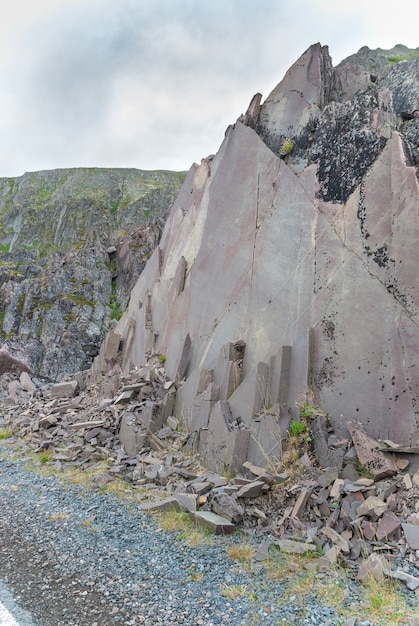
[0,168,185,380]
[90,43,419,471]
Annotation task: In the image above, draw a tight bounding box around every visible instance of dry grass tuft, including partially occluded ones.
[226,543,256,562]
[48,512,70,522]
[220,584,247,599]
[0,428,13,440]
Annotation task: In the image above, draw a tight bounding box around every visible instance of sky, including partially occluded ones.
[0,0,418,178]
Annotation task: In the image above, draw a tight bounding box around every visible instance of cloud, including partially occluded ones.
[0,0,417,176]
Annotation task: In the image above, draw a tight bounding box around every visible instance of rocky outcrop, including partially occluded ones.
[0,168,185,380]
[89,43,419,471]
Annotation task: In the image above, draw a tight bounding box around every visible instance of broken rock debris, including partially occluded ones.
[1,362,419,593]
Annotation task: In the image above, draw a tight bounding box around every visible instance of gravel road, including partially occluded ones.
[0,444,416,626]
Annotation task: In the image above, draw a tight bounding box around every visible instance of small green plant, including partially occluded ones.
[279,139,293,157]
[0,428,13,440]
[106,259,117,273]
[0,244,10,253]
[109,199,120,214]
[109,294,123,320]
[355,459,374,479]
[299,402,317,419]
[289,420,306,437]
[158,354,166,364]
[38,449,54,464]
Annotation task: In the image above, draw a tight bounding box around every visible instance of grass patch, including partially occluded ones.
[156,510,211,547]
[263,550,416,624]
[264,551,348,619]
[37,449,54,464]
[0,428,13,440]
[288,420,306,437]
[354,575,415,625]
[98,477,133,499]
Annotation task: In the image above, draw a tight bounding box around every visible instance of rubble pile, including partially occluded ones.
[1,363,419,594]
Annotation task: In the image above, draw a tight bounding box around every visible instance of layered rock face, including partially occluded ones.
[0,168,185,380]
[91,43,419,472]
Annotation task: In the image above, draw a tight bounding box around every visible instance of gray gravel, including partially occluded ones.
[0,447,414,626]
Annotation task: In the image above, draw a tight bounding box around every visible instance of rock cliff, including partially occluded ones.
[0,168,186,379]
[90,43,419,471]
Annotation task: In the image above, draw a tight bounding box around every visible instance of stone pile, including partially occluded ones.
[1,366,419,593]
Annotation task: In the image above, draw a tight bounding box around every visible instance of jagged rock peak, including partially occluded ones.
[255,43,334,158]
[88,42,419,474]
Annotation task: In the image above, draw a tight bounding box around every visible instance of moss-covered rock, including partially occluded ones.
[0,167,186,379]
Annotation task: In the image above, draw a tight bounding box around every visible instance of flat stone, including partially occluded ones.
[253,540,272,562]
[356,495,388,519]
[20,371,36,393]
[191,511,235,535]
[275,539,317,555]
[375,510,401,542]
[402,523,419,550]
[403,473,413,489]
[138,497,183,512]
[316,466,339,488]
[103,330,121,361]
[290,487,311,519]
[321,526,350,553]
[242,461,274,482]
[385,568,419,591]
[50,381,78,399]
[236,480,265,498]
[357,553,390,582]
[113,390,135,404]
[189,481,212,496]
[360,520,377,541]
[329,478,345,500]
[69,420,106,430]
[203,472,228,488]
[174,493,197,512]
[318,545,341,569]
[347,421,398,480]
[211,492,244,523]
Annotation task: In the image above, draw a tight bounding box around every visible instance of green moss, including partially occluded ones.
[109,199,121,214]
[16,294,26,314]
[35,184,54,203]
[106,260,117,273]
[109,294,123,320]
[387,50,419,64]
[63,294,96,308]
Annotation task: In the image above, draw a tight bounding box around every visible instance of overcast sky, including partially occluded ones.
[0,0,417,178]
